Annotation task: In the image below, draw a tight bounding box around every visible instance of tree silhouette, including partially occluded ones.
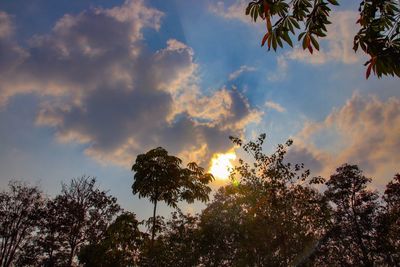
[131,147,213,247]
[194,134,330,266]
[244,0,400,78]
[313,164,379,266]
[376,173,400,265]
[52,176,120,266]
[0,182,45,267]
[78,212,143,267]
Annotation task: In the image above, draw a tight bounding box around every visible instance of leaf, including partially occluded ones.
[245,5,251,15]
[310,35,319,50]
[282,31,293,47]
[276,35,283,48]
[308,43,313,54]
[272,33,277,51]
[327,0,339,5]
[298,32,306,41]
[302,34,308,49]
[268,33,272,50]
[261,32,270,47]
[266,16,272,32]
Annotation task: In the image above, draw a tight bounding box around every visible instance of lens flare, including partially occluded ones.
[209,152,236,180]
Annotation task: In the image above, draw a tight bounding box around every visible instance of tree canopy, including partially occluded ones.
[131,147,213,248]
[1,136,399,266]
[245,0,400,78]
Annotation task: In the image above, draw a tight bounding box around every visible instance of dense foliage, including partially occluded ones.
[1,136,399,266]
[245,0,400,78]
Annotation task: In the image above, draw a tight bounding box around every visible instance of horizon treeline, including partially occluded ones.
[1,134,399,266]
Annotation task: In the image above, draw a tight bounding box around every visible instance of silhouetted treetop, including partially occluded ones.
[131,146,213,252]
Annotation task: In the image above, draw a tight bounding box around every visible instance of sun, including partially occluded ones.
[209,152,237,180]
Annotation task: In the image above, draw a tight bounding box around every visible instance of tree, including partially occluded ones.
[245,0,400,78]
[131,147,213,248]
[78,212,143,267]
[195,134,330,266]
[0,181,45,267]
[376,173,400,265]
[312,164,379,266]
[15,198,66,267]
[141,210,201,266]
[52,176,121,266]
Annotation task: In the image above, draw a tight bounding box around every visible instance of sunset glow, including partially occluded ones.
[209,152,237,180]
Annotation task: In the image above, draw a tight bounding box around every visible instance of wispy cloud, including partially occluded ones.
[209,0,250,24]
[228,65,256,81]
[265,100,286,113]
[267,56,288,82]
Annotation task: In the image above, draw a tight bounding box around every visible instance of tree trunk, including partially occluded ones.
[68,245,75,267]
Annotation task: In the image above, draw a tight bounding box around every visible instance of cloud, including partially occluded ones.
[209,0,253,24]
[0,11,14,38]
[0,12,28,98]
[267,56,288,82]
[229,65,256,81]
[0,0,261,168]
[265,100,286,113]
[290,93,400,185]
[286,11,363,65]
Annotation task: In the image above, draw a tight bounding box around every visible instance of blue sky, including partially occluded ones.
[0,0,399,219]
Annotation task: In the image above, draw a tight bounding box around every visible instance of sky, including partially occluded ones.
[0,0,399,219]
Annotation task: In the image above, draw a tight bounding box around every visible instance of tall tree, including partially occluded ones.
[53,176,120,266]
[131,147,213,246]
[0,181,45,267]
[244,0,400,78]
[314,164,379,266]
[376,173,400,265]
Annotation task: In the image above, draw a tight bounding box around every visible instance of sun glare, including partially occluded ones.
[209,152,236,180]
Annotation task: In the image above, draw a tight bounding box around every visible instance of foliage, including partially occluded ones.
[194,134,330,266]
[0,182,45,267]
[141,210,201,266]
[131,147,213,245]
[78,212,143,267]
[375,174,400,265]
[309,164,379,266]
[245,0,400,78]
[1,136,400,266]
[41,176,121,266]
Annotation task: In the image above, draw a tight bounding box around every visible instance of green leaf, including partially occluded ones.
[310,35,320,50]
[327,0,339,5]
[282,31,293,47]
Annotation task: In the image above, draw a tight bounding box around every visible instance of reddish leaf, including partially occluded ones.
[308,44,313,54]
[261,32,269,47]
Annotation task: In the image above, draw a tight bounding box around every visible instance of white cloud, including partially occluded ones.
[265,100,286,113]
[0,0,261,168]
[209,0,251,24]
[228,65,256,81]
[290,93,400,186]
[0,11,13,38]
[267,56,288,82]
